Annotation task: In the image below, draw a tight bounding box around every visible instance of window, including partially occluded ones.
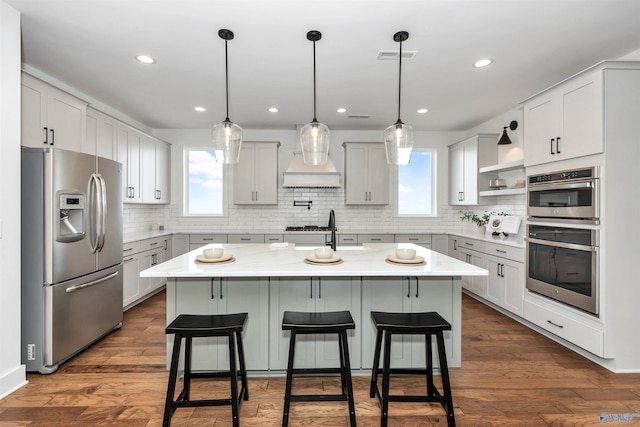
[397,149,436,216]
[183,148,224,216]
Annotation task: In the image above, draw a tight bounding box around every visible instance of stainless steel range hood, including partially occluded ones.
[282,152,341,188]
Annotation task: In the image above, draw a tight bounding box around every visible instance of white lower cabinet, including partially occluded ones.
[167,278,270,371]
[122,236,170,309]
[449,235,524,317]
[269,277,361,370]
[361,277,460,370]
[486,255,524,316]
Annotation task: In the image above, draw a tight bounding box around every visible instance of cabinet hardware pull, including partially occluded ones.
[556,137,561,154]
[318,278,322,299]
[496,249,507,253]
[203,238,213,241]
[50,129,54,145]
[240,238,250,241]
[310,278,313,299]
[211,278,215,299]
[150,242,158,246]
[500,263,505,277]
[465,242,473,246]
[550,138,555,155]
[407,277,411,298]
[123,248,133,252]
[415,277,419,298]
[123,257,134,262]
[372,238,381,241]
[219,278,223,299]
[43,127,48,144]
[497,263,501,276]
[453,240,457,250]
[547,320,563,328]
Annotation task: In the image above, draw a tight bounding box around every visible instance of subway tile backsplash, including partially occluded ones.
[123,187,526,236]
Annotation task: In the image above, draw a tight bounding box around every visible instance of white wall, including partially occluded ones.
[0,0,27,398]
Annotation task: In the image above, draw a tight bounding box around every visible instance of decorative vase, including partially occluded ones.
[479,225,487,235]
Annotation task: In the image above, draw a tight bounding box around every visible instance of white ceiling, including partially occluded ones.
[6,0,640,132]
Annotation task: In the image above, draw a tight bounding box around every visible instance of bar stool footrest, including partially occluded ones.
[290,394,348,402]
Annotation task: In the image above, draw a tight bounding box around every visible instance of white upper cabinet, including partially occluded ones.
[448,134,498,206]
[141,136,171,204]
[117,124,142,203]
[233,142,279,205]
[86,107,118,160]
[524,69,603,167]
[344,142,389,205]
[21,73,87,152]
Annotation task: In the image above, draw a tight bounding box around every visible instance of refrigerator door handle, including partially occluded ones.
[89,174,101,253]
[97,175,107,252]
[65,271,119,293]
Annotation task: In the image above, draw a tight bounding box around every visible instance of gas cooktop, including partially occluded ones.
[285,225,333,232]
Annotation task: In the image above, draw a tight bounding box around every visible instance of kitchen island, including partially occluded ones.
[141,243,487,373]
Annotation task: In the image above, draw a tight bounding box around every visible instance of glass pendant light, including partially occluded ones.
[212,29,243,164]
[383,31,414,165]
[299,30,330,165]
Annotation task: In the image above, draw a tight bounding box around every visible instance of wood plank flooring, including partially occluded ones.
[1,290,639,426]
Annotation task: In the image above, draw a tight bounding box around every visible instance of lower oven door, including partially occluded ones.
[526,237,598,315]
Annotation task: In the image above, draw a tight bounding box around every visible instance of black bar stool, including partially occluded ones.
[369,311,455,427]
[282,310,357,427]
[163,313,249,427]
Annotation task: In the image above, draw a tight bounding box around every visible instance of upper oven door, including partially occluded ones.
[528,179,599,223]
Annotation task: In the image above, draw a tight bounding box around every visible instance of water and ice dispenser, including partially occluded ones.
[58,193,85,241]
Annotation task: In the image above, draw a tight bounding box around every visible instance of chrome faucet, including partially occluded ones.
[327,209,336,251]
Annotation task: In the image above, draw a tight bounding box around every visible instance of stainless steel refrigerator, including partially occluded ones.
[21,147,124,374]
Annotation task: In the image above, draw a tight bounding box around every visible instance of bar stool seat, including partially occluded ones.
[163,313,248,427]
[282,310,357,427]
[369,311,455,427]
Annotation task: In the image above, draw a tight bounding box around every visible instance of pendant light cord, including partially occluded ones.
[312,39,318,122]
[224,38,230,122]
[397,39,403,124]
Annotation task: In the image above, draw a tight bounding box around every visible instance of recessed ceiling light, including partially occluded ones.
[473,58,493,68]
[194,106,207,112]
[268,107,279,113]
[416,108,429,114]
[135,55,156,64]
[337,108,347,113]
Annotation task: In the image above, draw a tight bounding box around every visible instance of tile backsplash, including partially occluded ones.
[123,188,525,237]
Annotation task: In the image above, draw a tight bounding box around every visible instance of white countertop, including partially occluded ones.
[140,243,488,278]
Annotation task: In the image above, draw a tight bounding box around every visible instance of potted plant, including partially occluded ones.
[459,211,506,234]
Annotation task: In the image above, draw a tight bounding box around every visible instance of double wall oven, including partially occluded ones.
[526,167,600,316]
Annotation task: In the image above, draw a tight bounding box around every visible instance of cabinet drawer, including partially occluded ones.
[140,237,166,252]
[122,241,141,256]
[395,234,432,244]
[227,234,264,244]
[284,233,328,245]
[190,234,228,244]
[265,234,284,243]
[523,297,604,357]
[455,237,485,253]
[359,234,394,244]
[338,234,358,245]
[485,242,524,263]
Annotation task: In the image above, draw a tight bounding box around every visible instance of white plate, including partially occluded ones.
[306,253,342,263]
[196,253,234,263]
[386,255,425,264]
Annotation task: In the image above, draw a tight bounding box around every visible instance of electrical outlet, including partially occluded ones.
[27,344,35,361]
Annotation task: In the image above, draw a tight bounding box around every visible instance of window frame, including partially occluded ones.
[393,148,438,218]
[182,146,229,217]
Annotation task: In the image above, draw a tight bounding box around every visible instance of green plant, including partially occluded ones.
[459,211,506,227]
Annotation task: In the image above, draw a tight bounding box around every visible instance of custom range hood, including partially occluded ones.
[282,152,341,188]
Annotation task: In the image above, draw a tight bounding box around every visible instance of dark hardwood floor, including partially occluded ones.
[1,290,639,426]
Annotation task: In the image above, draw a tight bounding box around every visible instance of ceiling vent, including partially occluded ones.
[377,50,417,60]
[347,114,371,119]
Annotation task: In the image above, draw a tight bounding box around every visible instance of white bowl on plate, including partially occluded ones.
[203,248,224,259]
[314,247,334,259]
[395,248,416,260]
